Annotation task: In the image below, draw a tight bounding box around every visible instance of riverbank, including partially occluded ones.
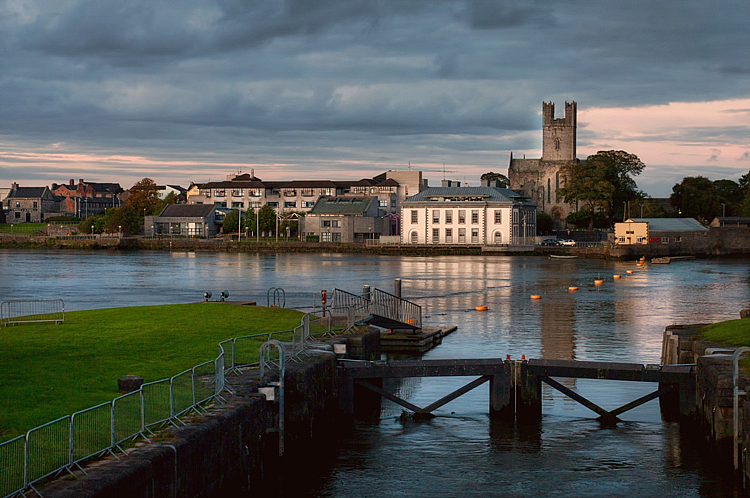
[0,233,631,259]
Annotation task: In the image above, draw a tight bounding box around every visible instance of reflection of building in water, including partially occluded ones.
[540,293,576,361]
[395,257,515,331]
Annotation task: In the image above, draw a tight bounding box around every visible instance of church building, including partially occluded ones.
[508,101,579,229]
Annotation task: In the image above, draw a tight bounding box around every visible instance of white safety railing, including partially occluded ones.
[1,299,64,327]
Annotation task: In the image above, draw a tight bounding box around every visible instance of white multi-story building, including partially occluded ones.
[400,187,536,246]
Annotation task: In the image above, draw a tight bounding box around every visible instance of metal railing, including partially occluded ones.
[1,299,64,327]
[0,307,354,498]
[331,287,422,330]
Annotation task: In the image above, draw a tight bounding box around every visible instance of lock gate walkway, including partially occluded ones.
[338,358,696,425]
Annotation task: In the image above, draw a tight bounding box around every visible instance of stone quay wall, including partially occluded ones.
[662,323,750,481]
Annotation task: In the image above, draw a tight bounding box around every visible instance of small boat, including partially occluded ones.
[549,254,578,259]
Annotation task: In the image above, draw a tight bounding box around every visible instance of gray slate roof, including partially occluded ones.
[403,187,534,206]
[309,196,375,214]
[159,204,216,218]
[7,187,48,198]
[628,218,708,231]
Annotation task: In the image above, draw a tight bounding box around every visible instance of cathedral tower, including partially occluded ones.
[541,101,576,161]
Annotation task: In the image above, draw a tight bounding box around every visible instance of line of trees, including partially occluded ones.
[555,150,750,228]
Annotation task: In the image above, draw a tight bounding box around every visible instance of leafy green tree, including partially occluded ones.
[257,205,277,234]
[558,161,615,229]
[480,172,510,188]
[104,206,141,234]
[536,212,553,234]
[670,176,720,224]
[125,178,161,216]
[558,150,645,228]
[713,179,743,216]
[242,208,257,235]
[223,210,240,233]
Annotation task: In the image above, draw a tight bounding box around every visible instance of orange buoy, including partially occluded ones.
[475,305,488,311]
[594,279,603,286]
[613,275,621,279]
[530,295,542,300]
[568,286,578,291]
[626,270,634,274]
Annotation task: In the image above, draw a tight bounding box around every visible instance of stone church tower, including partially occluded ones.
[508,101,579,229]
[542,101,576,161]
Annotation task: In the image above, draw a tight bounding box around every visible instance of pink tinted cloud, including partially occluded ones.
[579,99,750,168]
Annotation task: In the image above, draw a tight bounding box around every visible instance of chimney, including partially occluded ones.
[70,179,75,185]
[12,182,18,190]
[79,179,84,185]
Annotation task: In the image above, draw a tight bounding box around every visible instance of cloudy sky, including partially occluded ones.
[1,0,748,197]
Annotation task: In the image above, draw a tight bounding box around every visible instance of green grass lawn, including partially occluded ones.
[0,223,47,234]
[699,319,750,346]
[0,303,304,442]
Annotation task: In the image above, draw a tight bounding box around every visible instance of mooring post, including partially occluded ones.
[489,360,514,420]
[516,360,542,423]
[394,278,402,299]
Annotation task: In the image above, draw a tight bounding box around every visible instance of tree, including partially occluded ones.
[480,172,510,188]
[670,176,721,223]
[713,179,743,216]
[536,212,553,234]
[557,150,645,228]
[557,161,615,229]
[223,210,240,233]
[257,205,277,234]
[125,178,161,216]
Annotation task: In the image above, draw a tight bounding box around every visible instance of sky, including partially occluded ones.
[1,0,748,198]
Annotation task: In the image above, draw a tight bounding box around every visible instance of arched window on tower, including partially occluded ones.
[554,138,560,151]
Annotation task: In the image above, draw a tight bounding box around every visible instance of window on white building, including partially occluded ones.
[445,228,452,243]
[458,228,466,243]
[410,231,418,244]
[445,210,453,224]
[494,210,502,224]
[458,210,466,224]
[432,228,440,244]
[432,211,440,224]
[471,228,479,243]
[411,210,418,224]
[471,210,479,224]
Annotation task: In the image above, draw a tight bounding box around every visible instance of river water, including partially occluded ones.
[2,249,749,496]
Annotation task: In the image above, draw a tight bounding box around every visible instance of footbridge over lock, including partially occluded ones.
[338,358,696,425]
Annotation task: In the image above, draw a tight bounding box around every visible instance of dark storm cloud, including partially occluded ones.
[0,0,748,191]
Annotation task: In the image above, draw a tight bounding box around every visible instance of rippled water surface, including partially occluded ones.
[2,250,749,496]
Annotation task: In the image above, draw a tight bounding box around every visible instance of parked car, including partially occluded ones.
[558,239,576,246]
[540,238,560,246]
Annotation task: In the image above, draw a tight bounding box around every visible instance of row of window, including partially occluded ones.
[201,188,337,198]
[411,228,504,244]
[617,236,682,244]
[411,209,504,225]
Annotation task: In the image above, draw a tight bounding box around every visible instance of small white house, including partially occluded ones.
[400,187,536,246]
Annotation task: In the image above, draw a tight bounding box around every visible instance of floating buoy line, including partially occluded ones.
[530,295,542,300]
[475,305,488,311]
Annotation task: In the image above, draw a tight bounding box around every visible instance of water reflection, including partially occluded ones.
[2,250,749,496]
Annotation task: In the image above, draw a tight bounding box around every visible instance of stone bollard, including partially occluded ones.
[741,309,750,319]
[118,375,144,393]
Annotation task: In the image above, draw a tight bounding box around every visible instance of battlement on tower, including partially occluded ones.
[542,101,576,161]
